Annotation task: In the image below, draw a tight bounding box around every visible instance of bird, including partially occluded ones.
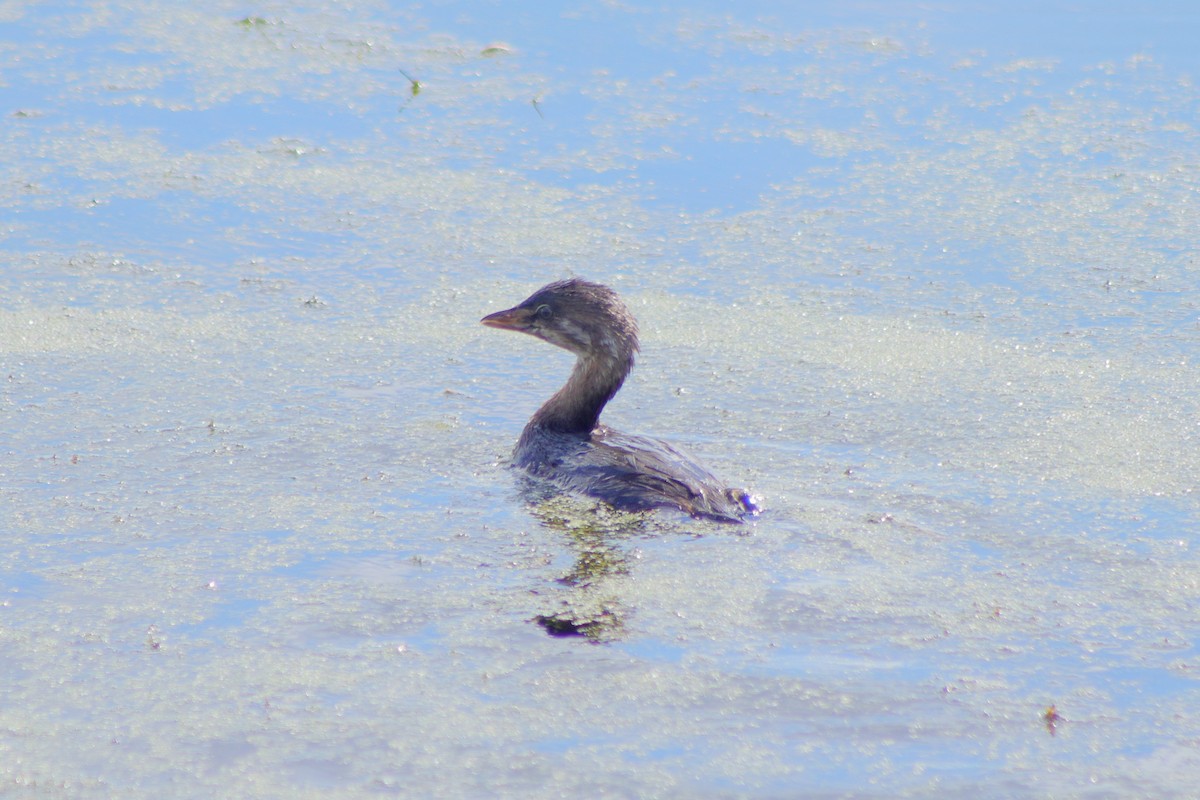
[481,278,760,523]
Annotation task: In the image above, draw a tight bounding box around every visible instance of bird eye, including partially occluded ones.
[534,304,552,320]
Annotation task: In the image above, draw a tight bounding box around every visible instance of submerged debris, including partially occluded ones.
[1043,704,1064,736]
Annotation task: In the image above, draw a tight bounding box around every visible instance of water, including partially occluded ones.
[3,1,1199,797]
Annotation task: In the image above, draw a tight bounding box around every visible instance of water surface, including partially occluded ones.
[3,1,1199,797]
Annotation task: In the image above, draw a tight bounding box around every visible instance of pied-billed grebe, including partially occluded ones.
[482,278,760,523]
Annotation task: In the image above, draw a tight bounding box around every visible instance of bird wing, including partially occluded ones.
[568,428,743,521]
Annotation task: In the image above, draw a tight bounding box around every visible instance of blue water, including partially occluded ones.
[3,2,1199,798]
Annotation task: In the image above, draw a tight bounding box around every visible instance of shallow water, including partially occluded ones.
[3,1,1200,797]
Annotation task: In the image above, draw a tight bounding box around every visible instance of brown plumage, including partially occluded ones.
[482,278,760,523]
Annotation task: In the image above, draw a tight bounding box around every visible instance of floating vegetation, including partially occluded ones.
[534,599,624,641]
[399,68,421,97]
[397,68,422,113]
[480,42,513,57]
[557,544,629,587]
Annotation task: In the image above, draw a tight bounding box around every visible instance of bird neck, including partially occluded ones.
[528,349,633,436]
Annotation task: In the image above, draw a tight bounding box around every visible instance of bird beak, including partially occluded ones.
[481,305,533,332]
